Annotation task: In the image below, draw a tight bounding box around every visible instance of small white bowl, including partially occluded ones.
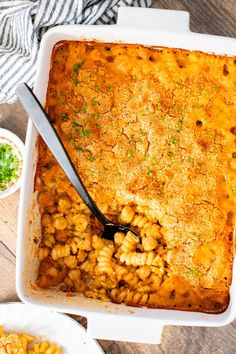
[0,128,24,199]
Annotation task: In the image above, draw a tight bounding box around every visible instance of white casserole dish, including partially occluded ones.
[16,7,236,344]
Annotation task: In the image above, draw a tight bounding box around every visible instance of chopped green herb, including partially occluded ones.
[185,268,198,277]
[108,85,113,91]
[144,106,149,112]
[176,125,181,133]
[171,137,178,144]
[0,144,19,191]
[89,152,95,162]
[77,129,90,137]
[76,146,85,152]
[61,113,69,121]
[117,171,122,177]
[159,182,164,190]
[192,234,201,243]
[157,238,161,244]
[176,116,184,132]
[73,78,80,86]
[148,170,153,176]
[72,121,80,127]
[72,61,84,76]
[233,186,236,195]
[91,98,97,105]
[188,156,194,164]
[95,123,101,128]
[95,85,102,91]
[90,112,100,119]
[81,106,88,113]
[127,151,133,158]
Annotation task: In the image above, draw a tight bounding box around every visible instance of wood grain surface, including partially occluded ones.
[0,1,235,353]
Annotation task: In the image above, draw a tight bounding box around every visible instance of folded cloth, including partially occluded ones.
[0,0,152,104]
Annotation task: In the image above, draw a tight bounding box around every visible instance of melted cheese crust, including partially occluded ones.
[35,41,236,313]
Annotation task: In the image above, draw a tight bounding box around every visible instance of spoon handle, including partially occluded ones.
[16,83,109,226]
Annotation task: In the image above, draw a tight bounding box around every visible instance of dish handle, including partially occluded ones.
[117,6,190,32]
[87,313,164,344]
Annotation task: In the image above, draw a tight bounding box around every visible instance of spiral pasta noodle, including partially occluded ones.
[52,244,70,260]
[97,245,115,275]
[119,251,163,267]
[110,288,150,306]
[120,231,139,253]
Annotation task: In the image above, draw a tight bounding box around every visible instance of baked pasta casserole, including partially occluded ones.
[0,326,61,353]
[35,41,236,313]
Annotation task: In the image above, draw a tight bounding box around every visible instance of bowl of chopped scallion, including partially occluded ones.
[0,128,24,199]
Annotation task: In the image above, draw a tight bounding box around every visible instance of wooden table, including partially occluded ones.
[0,1,235,353]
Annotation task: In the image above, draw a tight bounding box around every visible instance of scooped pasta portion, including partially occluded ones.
[0,326,61,353]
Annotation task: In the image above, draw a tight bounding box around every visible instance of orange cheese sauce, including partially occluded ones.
[35,41,236,313]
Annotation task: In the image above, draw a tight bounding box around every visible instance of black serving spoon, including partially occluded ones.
[16,83,138,240]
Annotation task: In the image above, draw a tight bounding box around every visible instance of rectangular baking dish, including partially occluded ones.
[16,7,236,344]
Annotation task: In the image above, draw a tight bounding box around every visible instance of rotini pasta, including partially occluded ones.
[119,251,163,267]
[110,288,150,306]
[97,245,115,275]
[120,231,139,253]
[52,244,70,260]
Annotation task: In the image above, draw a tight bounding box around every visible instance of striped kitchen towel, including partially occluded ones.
[0,0,152,104]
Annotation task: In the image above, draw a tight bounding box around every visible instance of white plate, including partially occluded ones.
[0,302,104,354]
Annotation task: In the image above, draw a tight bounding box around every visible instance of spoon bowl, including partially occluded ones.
[16,83,139,241]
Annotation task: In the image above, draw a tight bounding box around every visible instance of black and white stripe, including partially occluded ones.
[0,0,152,103]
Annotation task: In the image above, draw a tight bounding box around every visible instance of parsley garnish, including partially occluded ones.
[89,152,95,162]
[77,129,90,137]
[171,137,178,144]
[185,268,198,277]
[127,151,133,158]
[73,78,80,86]
[76,146,85,152]
[90,113,100,119]
[176,116,184,132]
[0,144,19,190]
[72,61,84,76]
[61,113,69,121]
